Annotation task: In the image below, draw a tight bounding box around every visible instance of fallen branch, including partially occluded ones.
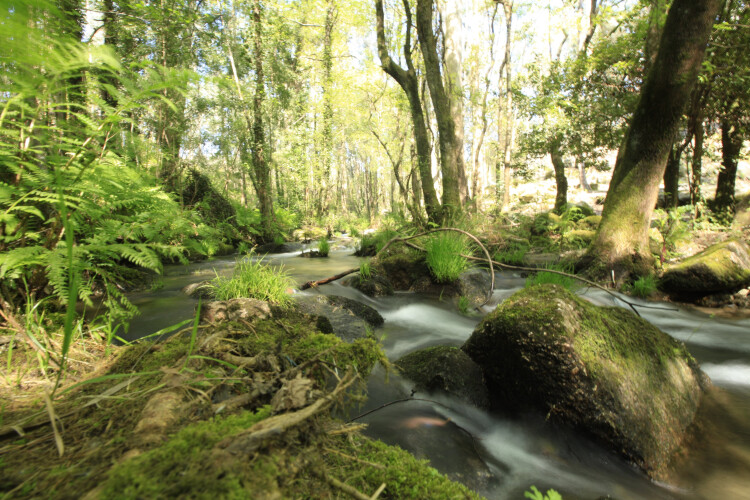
[315,469,373,500]
[300,268,359,290]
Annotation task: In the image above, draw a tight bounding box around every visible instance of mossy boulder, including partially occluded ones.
[396,346,489,408]
[343,274,394,297]
[374,252,431,290]
[660,239,750,295]
[255,241,303,254]
[182,280,214,299]
[562,229,596,247]
[462,284,707,478]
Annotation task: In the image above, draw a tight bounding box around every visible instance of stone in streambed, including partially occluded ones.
[462,284,708,478]
[294,295,382,342]
[395,346,489,408]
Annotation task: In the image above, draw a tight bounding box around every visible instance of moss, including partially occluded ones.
[100,408,274,499]
[463,284,703,477]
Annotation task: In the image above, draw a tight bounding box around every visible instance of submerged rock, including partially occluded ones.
[660,238,750,295]
[462,284,708,478]
[395,346,489,408]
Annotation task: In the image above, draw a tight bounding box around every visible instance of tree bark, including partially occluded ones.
[663,145,680,209]
[586,0,719,279]
[416,0,465,219]
[550,138,568,212]
[690,111,704,212]
[375,0,442,225]
[436,0,469,204]
[499,0,513,209]
[713,119,743,218]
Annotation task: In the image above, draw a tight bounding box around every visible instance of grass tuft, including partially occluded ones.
[424,232,471,284]
[209,256,294,307]
[625,275,657,298]
[317,238,330,257]
[525,264,577,290]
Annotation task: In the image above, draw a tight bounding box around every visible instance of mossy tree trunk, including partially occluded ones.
[585,0,719,279]
[250,0,276,243]
[416,0,465,220]
[713,119,743,219]
[375,0,442,225]
[550,137,568,213]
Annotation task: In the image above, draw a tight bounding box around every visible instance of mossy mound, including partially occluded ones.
[660,238,750,295]
[396,346,489,408]
[462,284,707,478]
[374,251,431,290]
[0,302,481,499]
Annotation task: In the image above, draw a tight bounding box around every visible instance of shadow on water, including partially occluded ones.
[126,249,750,499]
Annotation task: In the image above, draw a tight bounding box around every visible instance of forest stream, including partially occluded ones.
[124,245,750,500]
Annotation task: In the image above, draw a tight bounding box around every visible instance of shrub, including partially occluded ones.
[317,238,330,257]
[209,257,294,307]
[495,240,530,265]
[424,233,471,283]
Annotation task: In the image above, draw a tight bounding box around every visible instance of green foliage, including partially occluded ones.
[495,240,530,265]
[209,257,294,307]
[357,229,399,255]
[625,275,658,298]
[525,264,577,290]
[524,485,563,500]
[652,207,692,263]
[317,238,330,257]
[424,233,471,284]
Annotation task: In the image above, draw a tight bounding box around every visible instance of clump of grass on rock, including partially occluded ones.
[209,256,294,307]
[424,232,471,283]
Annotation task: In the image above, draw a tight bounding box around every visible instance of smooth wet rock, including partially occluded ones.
[201,298,272,323]
[456,269,492,307]
[396,346,489,408]
[294,295,379,342]
[660,239,750,295]
[462,284,707,478]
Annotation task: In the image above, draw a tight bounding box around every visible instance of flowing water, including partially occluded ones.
[126,247,750,499]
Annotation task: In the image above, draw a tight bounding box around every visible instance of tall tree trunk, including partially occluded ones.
[499,0,513,209]
[586,0,719,279]
[578,159,592,192]
[250,0,275,243]
[436,0,469,204]
[320,0,336,214]
[691,115,704,209]
[663,145,681,208]
[713,119,743,218]
[375,0,442,225]
[416,0,465,219]
[550,137,568,212]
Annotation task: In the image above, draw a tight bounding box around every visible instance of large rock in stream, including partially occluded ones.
[462,284,708,478]
[660,238,750,296]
